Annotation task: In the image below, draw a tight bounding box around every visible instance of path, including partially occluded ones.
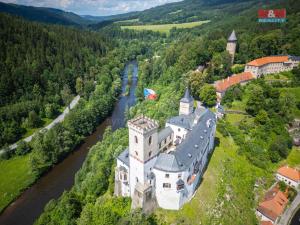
[1,95,80,153]
[278,192,300,225]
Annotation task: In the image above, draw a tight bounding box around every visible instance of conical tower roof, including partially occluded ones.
[228,30,237,42]
[180,88,193,103]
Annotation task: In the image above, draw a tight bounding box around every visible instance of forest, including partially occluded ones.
[0,13,112,148]
[0,0,300,224]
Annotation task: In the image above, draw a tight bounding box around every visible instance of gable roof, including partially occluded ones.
[155,109,216,172]
[247,56,289,67]
[257,186,288,222]
[277,166,300,182]
[214,72,254,93]
[228,30,237,42]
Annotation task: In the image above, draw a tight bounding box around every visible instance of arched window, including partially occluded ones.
[134,136,138,144]
[148,136,152,145]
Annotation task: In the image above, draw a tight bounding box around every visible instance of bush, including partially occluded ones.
[15,140,31,156]
[278,181,287,192]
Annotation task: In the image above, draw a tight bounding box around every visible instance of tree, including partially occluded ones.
[61,85,73,109]
[199,84,217,107]
[76,77,84,95]
[15,140,31,155]
[254,110,269,125]
[245,85,264,116]
[24,110,43,128]
[279,92,296,121]
[45,103,58,119]
[188,71,207,98]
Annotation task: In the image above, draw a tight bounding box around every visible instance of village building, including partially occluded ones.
[276,166,300,189]
[226,30,237,63]
[114,88,216,211]
[245,55,300,78]
[214,71,254,99]
[260,221,274,225]
[256,186,288,224]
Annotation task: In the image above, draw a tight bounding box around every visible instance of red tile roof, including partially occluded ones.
[261,221,273,225]
[247,56,289,67]
[214,72,254,93]
[277,166,300,182]
[257,186,288,222]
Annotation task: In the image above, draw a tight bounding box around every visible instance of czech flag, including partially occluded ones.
[144,88,157,100]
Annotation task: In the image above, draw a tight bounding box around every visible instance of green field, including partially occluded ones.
[154,132,271,224]
[121,20,210,34]
[286,147,300,168]
[114,18,139,23]
[0,155,35,212]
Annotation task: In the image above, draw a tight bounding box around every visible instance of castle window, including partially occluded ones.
[134,136,138,144]
[149,151,152,157]
[178,128,181,132]
[164,139,167,144]
[163,183,171,188]
[135,151,138,156]
[148,136,152,145]
[178,174,182,178]
[159,143,161,148]
[165,174,169,178]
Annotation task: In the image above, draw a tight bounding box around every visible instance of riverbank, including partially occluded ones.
[0,61,138,225]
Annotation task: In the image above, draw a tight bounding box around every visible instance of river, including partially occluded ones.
[0,61,138,225]
[290,207,300,225]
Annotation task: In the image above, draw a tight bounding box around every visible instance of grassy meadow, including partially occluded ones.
[121,20,210,34]
[0,154,35,212]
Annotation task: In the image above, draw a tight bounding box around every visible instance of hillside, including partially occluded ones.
[0,2,90,26]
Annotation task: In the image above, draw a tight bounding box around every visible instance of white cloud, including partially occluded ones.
[1,0,182,15]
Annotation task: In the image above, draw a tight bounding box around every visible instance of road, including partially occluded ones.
[1,95,80,152]
[278,192,300,225]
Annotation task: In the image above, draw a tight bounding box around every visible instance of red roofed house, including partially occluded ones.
[214,72,255,99]
[276,166,300,188]
[256,186,288,224]
[245,55,300,78]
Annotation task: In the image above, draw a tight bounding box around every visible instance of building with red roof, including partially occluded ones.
[214,72,255,98]
[276,166,300,188]
[260,221,273,225]
[256,186,288,224]
[245,55,300,78]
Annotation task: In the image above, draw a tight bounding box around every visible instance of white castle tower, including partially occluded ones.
[226,30,237,63]
[179,88,194,115]
[128,116,159,209]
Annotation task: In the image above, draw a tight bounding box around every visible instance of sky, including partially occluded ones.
[1,0,182,16]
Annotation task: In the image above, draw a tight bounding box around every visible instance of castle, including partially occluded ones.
[114,89,216,211]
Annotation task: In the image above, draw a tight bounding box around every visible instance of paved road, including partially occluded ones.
[1,95,80,152]
[278,192,300,225]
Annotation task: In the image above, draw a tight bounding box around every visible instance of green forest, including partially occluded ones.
[0,0,300,224]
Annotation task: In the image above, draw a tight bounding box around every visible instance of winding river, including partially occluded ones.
[0,61,138,225]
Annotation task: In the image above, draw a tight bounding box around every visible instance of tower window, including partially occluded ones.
[148,136,152,145]
[149,151,152,157]
[134,136,138,144]
[163,183,171,188]
[165,174,169,178]
[135,151,138,156]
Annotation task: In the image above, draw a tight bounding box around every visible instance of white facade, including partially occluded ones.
[276,173,299,189]
[244,56,300,78]
[115,89,216,211]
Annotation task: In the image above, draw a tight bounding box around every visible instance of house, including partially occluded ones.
[245,55,300,78]
[276,166,300,188]
[114,88,216,211]
[256,186,288,224]
[214,72,255,99]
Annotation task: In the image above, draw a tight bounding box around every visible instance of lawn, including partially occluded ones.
[226,114,246,125]
[0,154,35,212]
[121,20,210,34]
[154,132,271,225]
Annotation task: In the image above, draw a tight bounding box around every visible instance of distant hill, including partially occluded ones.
[0,2,91,26]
